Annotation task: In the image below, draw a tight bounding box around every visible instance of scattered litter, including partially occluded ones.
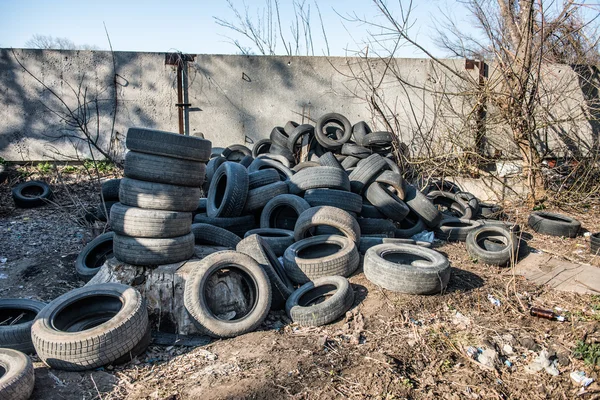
[570,371,594,387]
[477,348,498,368]
[488,294,501,307]
[412,230,434,243]
[466,346,479,358]
[504,360,513,367]
[525,350,559,376]
[530,307,566,322]
[502,344,514,356]
[583,232,592,237]
[452,311,472,330]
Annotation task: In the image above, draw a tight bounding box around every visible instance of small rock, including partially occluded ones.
[502,344,514,356]
[557,352,570,366]
[317,336,328,349]
[520,337,538,351]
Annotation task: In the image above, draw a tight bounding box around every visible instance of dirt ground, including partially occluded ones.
[1,167,600,400]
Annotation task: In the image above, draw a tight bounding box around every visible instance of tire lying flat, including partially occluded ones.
[528,211,581,238]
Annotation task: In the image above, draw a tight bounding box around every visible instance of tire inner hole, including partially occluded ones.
[21,186,44,198]
[0,308,37,325]
[205,267,257,322]
[298,242,341,259]
[382,251,432,267]
[299,284,337,307]
[324,124,344,140]
[0,364,6,379]
[477,232,509,251]
[213,175,228,209]
[270,205,298,230]
[85,240,113,269]
[53,295,123,332]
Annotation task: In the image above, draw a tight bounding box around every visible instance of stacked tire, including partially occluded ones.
[112,128,211,265]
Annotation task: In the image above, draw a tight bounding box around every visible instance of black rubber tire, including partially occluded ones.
[191,223,242,248]
[248,158,294,181]
[184,251,271,338]
[31,283,149,371]
[237,235,294,310]
[436,218,482,241]
[348,154,389,194]
[0,299,46,354]
[260,194,311,230]
[303,188,363,214]
[477,203,505,220]
[193,214,256,238]
[101,179,121,201]
[360,131,394,147]
[257,153,292,167]
[478,219,520,233]
[466,226,517,266]
[318,152,344,170]
[248,169,281,190]
[0,348,35,400]
[351,121,371,145]
[222,144,252,162]
[364,243,451,294]
[252,139,272,158]
[375,170,405,199]
[244,228,295,257]
[382,157,401,175]
[292,161,320,172]
[365,181,410,222]
[243,181,289,213]
[422,179,462,195]
[359,237,427,254]
[357,218,396,237]
[284,120,299,135]
[528,211,581,238]
[270,126,289,147]
[288,166,350,194]
[341,143,371,158]
[238,154,254,168]
[283,235,360,284]
[428,190,473,219]
[204,156,227,188]
[591,232,600,255]
[403,184,442,228]
[360,203,385,219]
[113,233,195,265]
[207,162,249,218]
[341,156,361,169]
[12,180,53,208]
[124,151,206,187]
[126,127,211,162]
[75,232,114,281]
[119,178,200,212]
[314,113,352,149]
[287,124,314,151]
[286,276,354,327]
[268,144,296,165]
[395,212,427,238]
[456,192,480,217]
[294,206,361,243]
[110,203,191,238]
[195,198,207,215]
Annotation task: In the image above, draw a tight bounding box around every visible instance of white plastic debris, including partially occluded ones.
[412,230,434,243]
[571,371,594,387]
[488,294,501,307]
[477,348,498,368]
[0,257,6,263]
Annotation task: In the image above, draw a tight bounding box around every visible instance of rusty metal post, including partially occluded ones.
[166,53,195,135]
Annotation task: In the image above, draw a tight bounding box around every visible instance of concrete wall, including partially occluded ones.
[0,49,596,163]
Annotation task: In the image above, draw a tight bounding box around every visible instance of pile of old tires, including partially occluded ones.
[112,128,212,266]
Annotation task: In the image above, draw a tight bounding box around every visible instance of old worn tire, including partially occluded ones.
[294,206,360,243]
[204,157,227,191]
[119,178,200,212]
[591,233,600,255]
[360,203,385,219]
[126,127,211,161]
[466,226,517,266]
[191,223,242,248]
[288,166,350,194]
[222,144,251,162]
[248,169,280,189]
[252,139,272,158]
[124,151,206,187]
[395,212,427,238]
[375,170,405,199]
[528,211,581,238]
[283,235,360,284]
[318,152,344,170]
[287,124,314,151]
[292,161,319,172]
[12,180,53,208]
[423,179,462,195]
[237,235,294,310]
[304,188,363,214]
[360,131,394,147]
[477,203,506,220]
[364,244,450,294]
[184,251,271,338]
[365,181,410,222]
[286,276,354,327]
[31,283,149,371]
[348,154,389,194]
[341,143,371,158]
[315,113,352,149]
[351,121,371,145]
[456,192,480,217]
[0,348,35,400]
[359,237,429,254]
[436,218,482,242]
[341,155,361,169]
[268,144,296,165]
[284,120,299,135]
[243,181,289,213]
[357,218,396,237]
[110,203,191,238]
[193,214,256,238]
[428,190,473,219]
[403,184,442,228]
[113,233,195,265]
[270,126,289,147]
[207,162,249,218]
[244,228,294,257]
[260,194,311,230]
[248,158,294,180]
[0,299,46,354]
[75,232,114,281]
[101,179,121,201]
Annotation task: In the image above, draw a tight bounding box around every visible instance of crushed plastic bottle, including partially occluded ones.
[571,371,594,387]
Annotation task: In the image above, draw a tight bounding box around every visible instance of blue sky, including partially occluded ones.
[0,0,468,57]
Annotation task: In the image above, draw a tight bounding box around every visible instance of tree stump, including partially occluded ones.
[88,245,254,336]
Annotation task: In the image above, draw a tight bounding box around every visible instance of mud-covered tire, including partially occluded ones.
[119,178,200,212]
[243,181,289,213]
[191,223,242,248]
[283,235,360,284]
[286,276,354,327]
[113,233,195,265]
[12,180,53,208]
[435,218,482,242]
[237,235,294,310]
[184,251,271,338]
[365,181,409,222]
[466,226,517,266]
[248,169,280,190]
[348,154,389,194]
[207,162,249,218]
[0,299,46,354]
[75,232,114,281]
[314,113,352,150]
[294,206,361,243]
[110,203,191,238]
[288,166,350,194]
[124,151,206,187]
[126,127,211,162]
[193,214,256,238]
[303,188,363,213]
[528,211,581,238]
[244,228,295,256]
[403,184,442,228]
[0,348,35,400]
[101,179,121,201]
[364,244,451,294]
[260,194,311,230]
[31,283,149,371]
